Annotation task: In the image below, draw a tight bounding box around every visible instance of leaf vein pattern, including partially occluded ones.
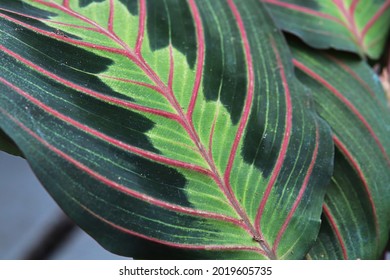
[323,204,348,259]
[332,135,380,248]
[254,37,292,241]
[0,98,244,228]
[293,58,390,165]
[272,122,320,254]
[2,0,286,257]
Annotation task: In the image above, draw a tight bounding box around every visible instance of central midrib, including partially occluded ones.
[133,54,275,258]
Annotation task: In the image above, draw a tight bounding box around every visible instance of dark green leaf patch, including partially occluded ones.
[79,0,106,8]
[0,7,79,40]
[146,0,196,68]
[197,0,247,125]
[0,0,56,19]
[0,19,127,101]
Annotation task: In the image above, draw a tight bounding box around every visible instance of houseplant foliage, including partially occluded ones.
[263,0,390,59]
[289,41,390,259]
[0,0,389,259]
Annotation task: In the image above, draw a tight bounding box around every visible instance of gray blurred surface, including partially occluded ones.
[0,151,127,260]
[49,227,127,260]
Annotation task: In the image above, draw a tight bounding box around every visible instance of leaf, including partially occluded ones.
[263,0,390,59]
[0,0,333,259]
[290,41,390,259]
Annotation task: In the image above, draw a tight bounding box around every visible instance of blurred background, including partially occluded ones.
[0,151,127,260]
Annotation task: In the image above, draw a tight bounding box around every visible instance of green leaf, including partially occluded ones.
[290,41,390,259]
[263,0,390,59]
[0,0,333,259]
